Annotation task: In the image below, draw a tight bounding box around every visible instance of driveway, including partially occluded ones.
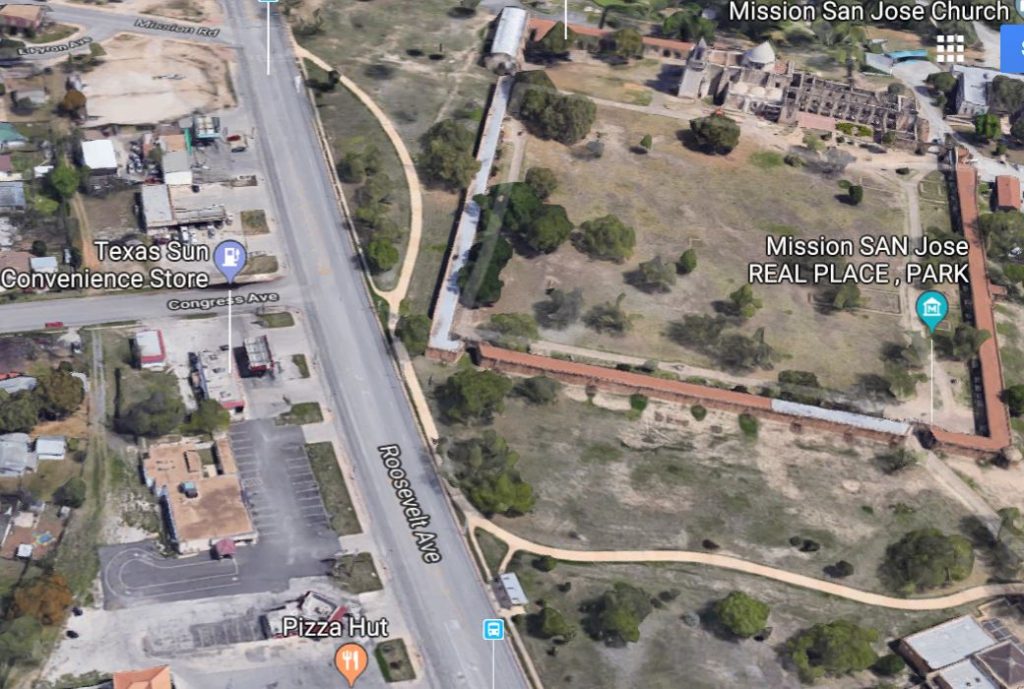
[101,420,340,608]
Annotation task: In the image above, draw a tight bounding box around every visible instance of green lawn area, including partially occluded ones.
[240,209,269,235]
[277,402,323,426]
[919,170,952,235]
[240,254,278,276]
[510,558,967,689]
[24,24,77,44]
[305,442,361,535]
[292,353,311,379]
[99,330,179,423]
[332,552,383,593]
[257,312,295,328]
[474,528,509,576]
[375,639,416,682]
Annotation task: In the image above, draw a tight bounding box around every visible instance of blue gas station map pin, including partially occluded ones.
[214,240,247,284]
[916,291,949,334]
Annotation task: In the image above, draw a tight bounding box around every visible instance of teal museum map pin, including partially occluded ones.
[214,240,247,284]
[916,291,949,333]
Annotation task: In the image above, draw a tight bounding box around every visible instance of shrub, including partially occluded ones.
[738,413,758,437]
[714,591,770,638]
[691,405,707,421]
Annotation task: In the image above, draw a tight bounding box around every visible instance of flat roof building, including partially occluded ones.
[134,329,167,370]
[0,181,25,210]
[0,433,35,476]
[196,349,245,413]
[165,473,256,554]
[900,615,997,674]
[244,335,273,373]
[80,139,118,176]
[30,256,57,273]
[35,436,66,461]
[161,149,192,187]
[497,572,528,606]
[996,176,1022,211]
[141,184,174,229]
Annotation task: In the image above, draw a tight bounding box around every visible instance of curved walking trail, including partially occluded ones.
[468,512,1024,612]
[294,45,424,315]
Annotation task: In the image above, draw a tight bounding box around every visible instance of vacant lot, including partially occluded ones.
[306,442,361,535]
[421,362,986,594]
[511,558,965,689]
[472,104,910,394]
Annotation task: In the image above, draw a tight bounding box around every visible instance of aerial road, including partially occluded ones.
[0,1,531,688]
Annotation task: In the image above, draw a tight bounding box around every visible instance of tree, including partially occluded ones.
[584,294,632,335]
[396,313,431,357]
[1012,116,1024,143]
[873,653,907,677]
[631,255,676,293]
[60,88,86,116]
[666,313,727,349]
[11,574,73,625]
[366,237,400,273]
[533,606,576,641]
[524,167,559,200]
[57,476,86,508]
[575,215,635,262]
[0,392,40,433]
[926,71,957,98]
[585,582,652,645]
[518,84,596,145]
[534,288,583,330]
[47,163,79,200]
[1006,383,1024,416]
[30,240,46,257]
[607,28,642,59]
[848,184,864,205]
[882,528,974,592]
[875,448,918,474]
[832,282,861,310]
[689,114,740,154]
[516,376,561,405]
[975,113,1002,143]
[522,204,573,254]
[115,389,184,438]
[662,6,715,42]
[640,134,653,151]
[717,331,773,370]
[997,506,1022,543]
[485,313,539,349]
[418,119,479,190]
[448,431,534,515]
[534,554,557,571]
[802,131,823,153]
[980,210,1024,257]
[34,368,84,419]
[457,236,513,308]
[0,616,42,670]
[829,560,855,578]
[990,75,1024,114]
[527,21,575,60]
[183,398,230,435]
[951,324,991,360]
[714,591,770,638]
[728,284,762,319]
[435,368,513,424]
[786,620,879,683]
[677,248,697,274]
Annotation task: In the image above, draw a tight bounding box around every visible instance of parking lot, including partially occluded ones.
[101,419,340,608]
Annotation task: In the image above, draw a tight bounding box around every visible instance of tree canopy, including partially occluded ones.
[631,255,677,293]
[689,113,740,154]
[525,167,559,200]
[714,591,770,638]
[116,389,184,438]
[435,368,513,424]
[418,119,479,190]
[786,620,879,683]
[11,573,73,625]
[516,75,596,145]
[604,28,643,59]
[662,6,716,42]
[366,237,400,273]
[47,164,79,200]
[975,113,1002,143]
[575,215,636,262]
[34,368,83,419]
[183,398,230,436]
[534,288,583,330]
[882,528,974,592]
[532,606,576,641]
[448,430,534,516]
[980,210,1024,258]
[457,236,514,308]
[396,313,431,357]
[584,582,653,645]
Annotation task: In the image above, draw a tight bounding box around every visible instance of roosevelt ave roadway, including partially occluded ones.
[0,2,531,688]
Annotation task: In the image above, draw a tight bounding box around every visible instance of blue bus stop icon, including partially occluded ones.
[483,619,505,641]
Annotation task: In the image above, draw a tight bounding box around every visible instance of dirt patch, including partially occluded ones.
[84,34,235,125]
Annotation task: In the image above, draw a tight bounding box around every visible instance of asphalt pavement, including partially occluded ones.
[0,2,531,687]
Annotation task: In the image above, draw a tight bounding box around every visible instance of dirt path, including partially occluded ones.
[467,509,1023,612]
[293,44,423,319]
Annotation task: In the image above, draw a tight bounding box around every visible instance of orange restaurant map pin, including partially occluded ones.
[335,642,369,687]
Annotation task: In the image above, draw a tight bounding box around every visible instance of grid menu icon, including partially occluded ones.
[936,35,965,64]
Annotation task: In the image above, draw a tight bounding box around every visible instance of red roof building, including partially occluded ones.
[134,330,167,370]
[995,175,1021,211]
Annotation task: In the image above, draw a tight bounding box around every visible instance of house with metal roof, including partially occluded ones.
[486,6,527,74]
[0,180,25,210]
[899,615,998,674]
[35,436,66,461]
[0,433,36,476]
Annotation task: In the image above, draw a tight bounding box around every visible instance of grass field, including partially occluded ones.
[277,402,323,426]
[475,104,910,393]
[546,59,660,106]
[419,361,987,595]
[375,639,415,682]
[305,442,361,535]
[919,170,952,235]
[333,552,383,594]
[511,558,966,689]
[240,209,269,235]
[257,312,294,329]
[292,353,310,379]
[474,528,509,576]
